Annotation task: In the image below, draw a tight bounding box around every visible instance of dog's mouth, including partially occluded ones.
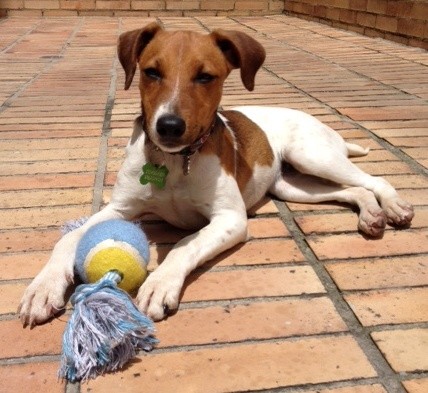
[155,138,189,154]
[153,126,215,155]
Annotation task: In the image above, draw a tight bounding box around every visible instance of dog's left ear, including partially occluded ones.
[211,29,266,91]
[118,22,163,90]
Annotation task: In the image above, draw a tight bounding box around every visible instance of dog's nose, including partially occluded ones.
[156,114,186,138]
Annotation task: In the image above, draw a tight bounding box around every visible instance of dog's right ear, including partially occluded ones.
[118,22,163,90]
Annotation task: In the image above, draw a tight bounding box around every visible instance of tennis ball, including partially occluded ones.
[74,219,149,293]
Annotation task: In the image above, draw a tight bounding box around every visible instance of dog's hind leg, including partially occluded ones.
[270,172,387,236]
[284,145,414,227]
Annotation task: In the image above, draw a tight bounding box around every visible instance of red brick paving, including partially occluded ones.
[85,336,377,393]
[0,14,427,393]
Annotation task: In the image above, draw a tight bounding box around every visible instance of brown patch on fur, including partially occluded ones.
[201,110,274,192]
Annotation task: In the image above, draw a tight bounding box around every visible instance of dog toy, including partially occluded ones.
[58,219,158,382]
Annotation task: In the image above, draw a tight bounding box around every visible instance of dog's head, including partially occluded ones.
[118,22,266,153]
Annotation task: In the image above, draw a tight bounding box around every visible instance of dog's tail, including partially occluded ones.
[346,142,370,157]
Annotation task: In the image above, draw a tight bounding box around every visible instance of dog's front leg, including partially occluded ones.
[137,210,248,321]
[18,204,132,327]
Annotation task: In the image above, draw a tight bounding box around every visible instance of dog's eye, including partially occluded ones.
[144,68,162,81]
[194,72,215,84]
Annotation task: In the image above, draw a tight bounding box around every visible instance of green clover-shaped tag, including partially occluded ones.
[140,163,169,189]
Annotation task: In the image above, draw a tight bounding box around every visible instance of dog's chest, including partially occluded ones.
[141,157,210,229]
[147,186,208,230]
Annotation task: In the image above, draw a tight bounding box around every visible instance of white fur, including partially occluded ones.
[19,104,413,325]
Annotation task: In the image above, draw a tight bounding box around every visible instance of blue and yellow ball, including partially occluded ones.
[75,219,149,293]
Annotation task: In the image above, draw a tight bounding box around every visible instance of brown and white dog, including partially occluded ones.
[19,23,414,326]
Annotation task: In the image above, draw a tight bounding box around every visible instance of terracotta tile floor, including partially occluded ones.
[0,14,427,393]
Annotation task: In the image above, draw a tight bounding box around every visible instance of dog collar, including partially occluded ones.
[173,115,219,175]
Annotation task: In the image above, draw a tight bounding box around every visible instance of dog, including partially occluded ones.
[19,22,414,326]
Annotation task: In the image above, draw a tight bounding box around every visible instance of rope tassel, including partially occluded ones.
[59,271,158,382]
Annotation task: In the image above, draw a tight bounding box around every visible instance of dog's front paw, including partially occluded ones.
[136,268,185,321]
[383,198,414,226]
[18,269,72,327]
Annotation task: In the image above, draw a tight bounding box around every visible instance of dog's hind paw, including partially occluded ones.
[383,198,414,226]
[358,207,387,237]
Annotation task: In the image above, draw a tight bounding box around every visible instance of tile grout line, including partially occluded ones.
[273,200,407,393]
[90,21,121,216]
[0,18,85,116]
[90,59,118,215]
[0,18,43,55]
